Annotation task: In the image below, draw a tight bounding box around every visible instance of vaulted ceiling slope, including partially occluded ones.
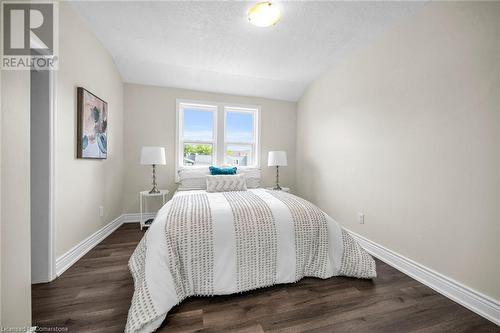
[70,1,423,102]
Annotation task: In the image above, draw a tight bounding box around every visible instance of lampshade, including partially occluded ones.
[141,146,166,165]
[268,151,287,167]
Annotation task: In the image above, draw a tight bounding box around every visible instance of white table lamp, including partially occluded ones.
[141,146,166,193]
[268,151,287,190]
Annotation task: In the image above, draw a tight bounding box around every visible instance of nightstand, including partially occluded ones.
[139,190,169,230]
[266,187,290,193]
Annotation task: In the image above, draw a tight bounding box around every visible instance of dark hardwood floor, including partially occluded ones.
[32,223,499,333]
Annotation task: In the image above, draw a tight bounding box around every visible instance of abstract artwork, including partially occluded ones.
[77,87,108,159]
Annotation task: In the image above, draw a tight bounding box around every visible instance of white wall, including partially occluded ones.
[55,3,124,257]
[0,60,2,327]
[122,83,297,213]
[0,57,3,326]
[296,1,500,301]
[1,70,31,327]
[31,70,51,283]
[2,1,497,326]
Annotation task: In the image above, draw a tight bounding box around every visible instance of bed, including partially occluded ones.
[125,182,376,333]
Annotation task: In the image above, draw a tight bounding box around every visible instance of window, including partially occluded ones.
[224,108,256,167]
[177,100,260,171]
[178,103,217,167]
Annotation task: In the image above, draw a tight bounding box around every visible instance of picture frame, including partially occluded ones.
[76,87,108,159]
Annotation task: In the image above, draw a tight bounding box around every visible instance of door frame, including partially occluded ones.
[47,69,57,281]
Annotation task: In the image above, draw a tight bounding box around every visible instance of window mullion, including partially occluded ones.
[216,105,225,165]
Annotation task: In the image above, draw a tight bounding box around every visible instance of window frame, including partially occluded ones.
[223,106,259,167]
[176,99,261,179]
[176,101,218,170]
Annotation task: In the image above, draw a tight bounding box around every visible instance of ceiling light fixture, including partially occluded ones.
[247,2,281,27]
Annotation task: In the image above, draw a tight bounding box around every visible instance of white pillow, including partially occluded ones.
[236,167,261,188]
[177,168,209,191]
[206,174,247,192]
[177,167,261,191]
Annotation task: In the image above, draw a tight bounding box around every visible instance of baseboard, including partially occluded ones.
[122,212,156,223]
[55,212,156,276]
[55,215,123,276]
[346,229,500,326]
[54,216,499,325]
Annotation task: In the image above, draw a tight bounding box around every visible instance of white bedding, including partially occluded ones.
[126,189,376,333]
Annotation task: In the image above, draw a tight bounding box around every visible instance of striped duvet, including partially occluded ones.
[126,189,376,333]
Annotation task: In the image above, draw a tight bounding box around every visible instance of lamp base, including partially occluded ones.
[149,186,160,194]
[149,164,160,194]
[273,166,282,191]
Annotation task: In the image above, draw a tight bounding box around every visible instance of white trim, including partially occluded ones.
[48,69,57,281]
[54,213,157,276]
[346,229,500,325]
[223,106,260,168]
[176,100,218,180]
[55,215,123,277]
[53,216,499,326]
[123,212,156,223]
[175,98,261,182]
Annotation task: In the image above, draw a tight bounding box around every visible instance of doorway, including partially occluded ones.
[30,69,56,284]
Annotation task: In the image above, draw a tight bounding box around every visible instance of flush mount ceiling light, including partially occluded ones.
[247,2,281,27]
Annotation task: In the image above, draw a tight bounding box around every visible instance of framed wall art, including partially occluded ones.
[77,87,108,159]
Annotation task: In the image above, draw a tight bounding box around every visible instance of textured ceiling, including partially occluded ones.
[70,1,423,101]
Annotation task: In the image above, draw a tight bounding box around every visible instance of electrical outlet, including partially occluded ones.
[358,212,365,224]
[99,206,104,217]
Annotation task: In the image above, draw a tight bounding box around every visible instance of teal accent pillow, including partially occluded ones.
[209,166,237,175]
